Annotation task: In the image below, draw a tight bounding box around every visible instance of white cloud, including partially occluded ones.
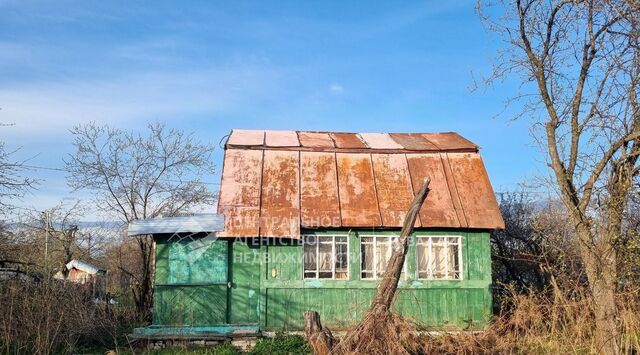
[329,83,344,95]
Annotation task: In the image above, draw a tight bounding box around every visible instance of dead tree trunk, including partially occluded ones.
[329,178,431,355]
[305,311,335,355]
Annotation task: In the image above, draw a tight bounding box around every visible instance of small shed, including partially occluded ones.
[60,259,107,284]
[131,129,504,338]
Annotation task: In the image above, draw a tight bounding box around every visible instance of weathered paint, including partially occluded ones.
[371,154,418,227]
[265,130,300,147]
[217,149,263,237]
[388,133,439,151]
[330,132,368,149]
[298,131,335,148]
[227,129,264,146]
[259,229,492,331]
[150,229,492,332]
[448,153,505,229]
[421,132,477,151]
[358,132,404,149]
[300,152,341,228]
[259,150,300,238]
[405,154,461,228]
[336,153,382,227]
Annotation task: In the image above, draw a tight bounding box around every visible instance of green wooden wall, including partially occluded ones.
[151,229,492,331]
[260,230,492,331]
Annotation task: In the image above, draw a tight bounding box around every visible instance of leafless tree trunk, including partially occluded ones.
[328,178,430,355]
[479,1,640,352]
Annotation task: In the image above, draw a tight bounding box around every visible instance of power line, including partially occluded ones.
[21,164,220,185]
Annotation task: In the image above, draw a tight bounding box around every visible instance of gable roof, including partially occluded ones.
[217,129,505,238]
[66,260,106,275]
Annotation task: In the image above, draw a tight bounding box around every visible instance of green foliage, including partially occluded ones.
[249,333,311,355]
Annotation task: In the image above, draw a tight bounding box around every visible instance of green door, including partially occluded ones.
[154,236,229,326]
[228,240,261,324]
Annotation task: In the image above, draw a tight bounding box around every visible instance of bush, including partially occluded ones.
[249,333,311,355]
[0,278,141,354]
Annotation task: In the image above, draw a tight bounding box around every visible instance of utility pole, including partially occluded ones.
[42,210,50,274]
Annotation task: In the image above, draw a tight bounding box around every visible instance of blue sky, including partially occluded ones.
[0,1,544,219]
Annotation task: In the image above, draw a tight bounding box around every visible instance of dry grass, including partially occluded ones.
[326,286,639,355]
[0,278,140,355]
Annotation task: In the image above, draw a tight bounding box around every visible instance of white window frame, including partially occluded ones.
[416,235,463,280]
[303,234,349,280]
[360,234,407,280]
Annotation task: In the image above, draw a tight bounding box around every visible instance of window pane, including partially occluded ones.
[432,237,446,279]
[318,241,333,272]
[318,271,333,279]
[417,242,429,275]
[303,238,317,273]
[449,243,460,279]
[375,238,390,278]
[361,237,373,243]
[361,242,373,279]
[335,243,348,272]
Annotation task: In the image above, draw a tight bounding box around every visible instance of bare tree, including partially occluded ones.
[65,121,215,318]
[0,142,36,212]
[479,0,639,352]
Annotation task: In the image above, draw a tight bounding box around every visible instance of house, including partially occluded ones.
[56,259,107,285]
[130,129,504,339]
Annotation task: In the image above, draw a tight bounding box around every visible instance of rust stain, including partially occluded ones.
[389,133,439,151]
[298,132,335,148]
[371,154,419,227]
[447,152,505,229]
[217,149,263,237]
[259,150,300,238]
[330,132,368,149]
[227,129,265,146]
[422,133,478,151]
[336,153,382,227]
[300,152,341,227]
[265,130,300,147]
[406,154,461,228]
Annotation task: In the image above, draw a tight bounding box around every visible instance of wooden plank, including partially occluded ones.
[265,130,300,147]
[298,132,335,148]
[330,132,368,149]
[336,153,382,227]
[447,153,504,229]
[259,150,300,238]
[300,152,341,227]
[227,129,265,146]
[217,149,263,237]
[371,154,419,227]
[405,154,461,228]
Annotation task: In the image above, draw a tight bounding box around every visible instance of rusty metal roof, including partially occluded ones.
[217,129,504,238]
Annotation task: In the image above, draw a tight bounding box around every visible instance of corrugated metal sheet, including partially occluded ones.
[259,150,300,238]
[330,132,368,149]
[300,152,341,227]
[298,131,335,148]
[217,149,262,237]
[389,133,439,151]
[265,130,300,147]
[217,129,504,237]
[128,214,225,236]
[336,153,382,227]
[371,154,418,227]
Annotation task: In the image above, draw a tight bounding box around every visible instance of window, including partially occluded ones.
[360,235,406,280]
[303,235,348,279]
[416,236,462,280]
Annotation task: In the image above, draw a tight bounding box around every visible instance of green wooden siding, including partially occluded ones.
[151,229,492,331]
